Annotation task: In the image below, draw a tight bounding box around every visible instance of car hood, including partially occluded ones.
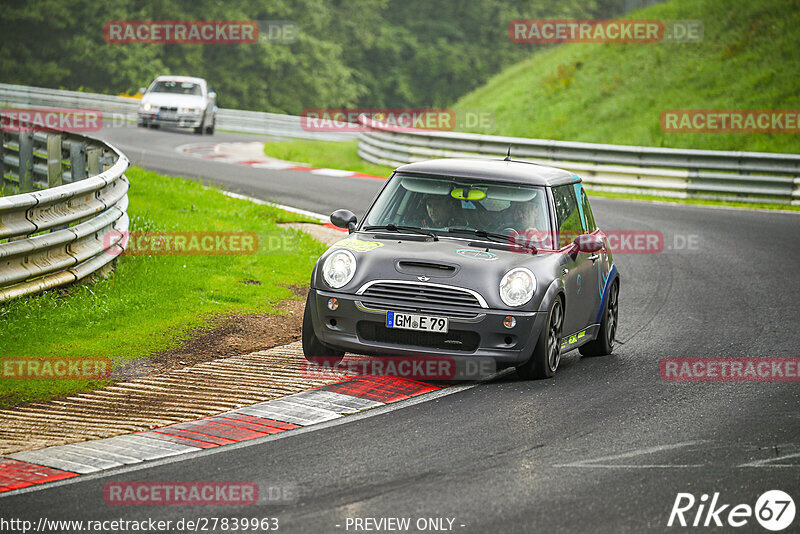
[315,232,562,310]
[141,93,205,108]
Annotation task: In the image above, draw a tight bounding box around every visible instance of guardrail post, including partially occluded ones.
[98,150,115,173]
[70,141,86,182]
[0,129,5,193]
[18,131,33,192]
[87,147,102,177]
[47,134,63,188]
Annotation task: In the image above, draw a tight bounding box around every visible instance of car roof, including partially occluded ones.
[394,158,579,187]
[153,75,207,85]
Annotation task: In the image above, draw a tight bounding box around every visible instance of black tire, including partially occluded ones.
[149,123,159,129]
[302,293,344,365]
[205,119,215,135]
[516,297,564,380]
[579,280,619,357]
[194,124,204,135]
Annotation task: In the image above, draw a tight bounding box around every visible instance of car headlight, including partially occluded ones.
[322,250,357,289]
[141,103,153,111]
[499,267,536,307]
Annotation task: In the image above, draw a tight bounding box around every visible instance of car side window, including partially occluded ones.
[552,184,582,248]
[578,185,597,231]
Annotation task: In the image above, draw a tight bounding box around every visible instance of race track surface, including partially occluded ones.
[4,125,798,533]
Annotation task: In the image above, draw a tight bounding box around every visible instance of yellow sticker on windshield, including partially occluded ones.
[330,239,384,253]
[451,188,486,201]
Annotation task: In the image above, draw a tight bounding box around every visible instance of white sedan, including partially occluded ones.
[137,76,217,135]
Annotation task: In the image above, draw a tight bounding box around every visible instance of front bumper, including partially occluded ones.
[138,111,202,128]
[308,287,545,365]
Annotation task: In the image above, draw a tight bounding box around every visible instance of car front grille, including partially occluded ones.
[359,281,484,307]
[357,321,480,352]
[357,281,486,320]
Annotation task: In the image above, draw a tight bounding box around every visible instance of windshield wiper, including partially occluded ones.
[363,224,438,241]
[445,227,536,253]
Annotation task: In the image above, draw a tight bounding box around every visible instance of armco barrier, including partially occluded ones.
[0,116,129,302]
[0,83,355,141]
[356,116,800,205]
[3,84,798,204]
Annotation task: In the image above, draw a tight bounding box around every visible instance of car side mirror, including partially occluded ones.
[208,91,216,99]
[573,233,603,254]
[331,209,357,233]
[138,87,147,95]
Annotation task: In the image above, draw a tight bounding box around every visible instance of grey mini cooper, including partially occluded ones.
[302,158,620,379]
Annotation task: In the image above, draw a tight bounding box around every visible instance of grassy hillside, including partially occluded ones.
[454,0,800,153]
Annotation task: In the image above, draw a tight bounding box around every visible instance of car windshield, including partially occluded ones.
[363,173,552,244]
[150,81,202,96]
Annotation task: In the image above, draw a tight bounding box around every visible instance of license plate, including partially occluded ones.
[386,311,448,333]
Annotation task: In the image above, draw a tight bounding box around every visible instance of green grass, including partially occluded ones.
[454,0,800,153]
[0,167,328,408]
[263,139,395,177]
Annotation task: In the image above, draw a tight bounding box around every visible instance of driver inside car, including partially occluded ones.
[506,196,550,247]
[420,194,460,228]
[511,194,548,231]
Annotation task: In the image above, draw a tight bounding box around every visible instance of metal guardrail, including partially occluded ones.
[357,116,800,205]
[3,84,797,204]
[0,116,129,303]
[0,83,355,141]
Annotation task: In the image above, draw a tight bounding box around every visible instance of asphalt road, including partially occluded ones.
[96,124,383,218]
[3,125,799,533]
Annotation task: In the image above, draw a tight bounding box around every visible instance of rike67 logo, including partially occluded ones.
[668,490,795,531]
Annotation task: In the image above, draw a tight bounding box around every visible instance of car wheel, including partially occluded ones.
[516,297,563,380]
[302,293,344,366]
[149,123,159,129]
[579,280,618,357]
[194,124,204,135]
[205,119,215,135]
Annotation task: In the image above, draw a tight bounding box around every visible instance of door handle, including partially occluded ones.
[588,254,599,262]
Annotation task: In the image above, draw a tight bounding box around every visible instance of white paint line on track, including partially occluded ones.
[311,168,359,177]
[738,451,800,468]
[553,464,706,469]
[249,162,295,169]
[553,441,705,468]
[221,191,329,221]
